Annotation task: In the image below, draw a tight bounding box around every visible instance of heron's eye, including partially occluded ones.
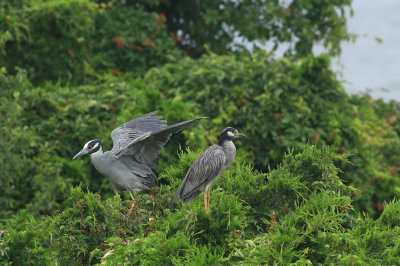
[88,145,93,149]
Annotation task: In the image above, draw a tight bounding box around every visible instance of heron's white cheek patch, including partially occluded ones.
[93,142,99,149]
[227,131,235,137]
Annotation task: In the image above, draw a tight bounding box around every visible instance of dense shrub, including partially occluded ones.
[2,145,400,264]
[1,146,356,264]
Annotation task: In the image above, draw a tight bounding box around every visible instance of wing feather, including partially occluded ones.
[110,111,167,155]
[114,117,207,166]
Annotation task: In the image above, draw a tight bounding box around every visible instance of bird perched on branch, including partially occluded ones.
[72,111,206,214]
[175,127,247,214]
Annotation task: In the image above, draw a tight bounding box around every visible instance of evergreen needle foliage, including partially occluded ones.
[2,145,400,264]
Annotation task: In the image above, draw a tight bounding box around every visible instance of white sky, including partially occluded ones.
[329,0,400,101]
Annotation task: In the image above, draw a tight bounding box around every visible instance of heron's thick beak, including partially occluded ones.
[72,149,88,160]
[236,132,247,139]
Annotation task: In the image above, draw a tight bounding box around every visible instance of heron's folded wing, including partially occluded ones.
[119,156,158,186]
[177,145,226,200]
[114,117,207,166]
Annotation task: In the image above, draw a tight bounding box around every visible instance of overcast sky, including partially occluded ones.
[330,0,400,101]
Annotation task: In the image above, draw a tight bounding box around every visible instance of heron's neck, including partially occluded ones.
[90,145,104,161]
[220,140,236,152]
[220,140,236,170]
[90,145,112,177]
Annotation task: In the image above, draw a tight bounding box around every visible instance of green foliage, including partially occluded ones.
[89,5,182,78]
[0,210,54,265]
[3,145,400,264]
[240,191,352,264]
[139,0,353,57]
[0,68,40,218]
[51,186,130,264]
[1,0,99,83]
[0,0,181,84]
[0,0,354,84]
[101,231,224,265]
[2,0,400,263]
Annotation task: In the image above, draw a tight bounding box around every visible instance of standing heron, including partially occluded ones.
[175,127,247,214]
[72,111,206,214]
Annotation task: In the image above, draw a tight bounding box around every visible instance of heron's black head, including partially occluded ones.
[72,139,102,160]
[218,127,247,145]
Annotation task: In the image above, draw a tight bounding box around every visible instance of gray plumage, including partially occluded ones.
[73,111,206,195]
[176,127,247,211]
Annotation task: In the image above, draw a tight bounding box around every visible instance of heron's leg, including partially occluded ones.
[129,192,135,202]
[207,189,211,214]
[127,192,136,217]
[204,189,210,214]
[203,192,208,213]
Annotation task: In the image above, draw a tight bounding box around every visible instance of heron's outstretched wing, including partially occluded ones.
[110,111,167,155]
[112,115,207,166]
[177,145,226,204]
